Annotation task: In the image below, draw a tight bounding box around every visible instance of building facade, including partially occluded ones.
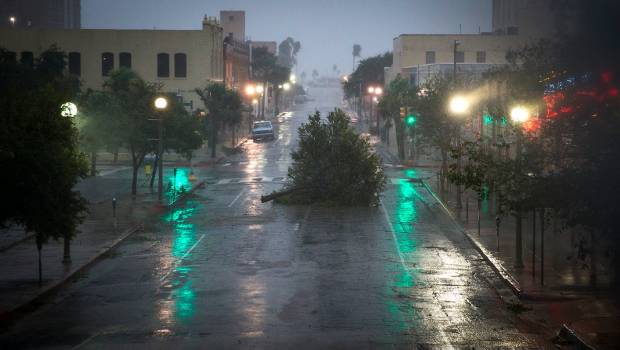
[386,34,527,84]
[1,0,81,29]
[0,17,224,110]
[492,0,557,38]
[220,10,245,42]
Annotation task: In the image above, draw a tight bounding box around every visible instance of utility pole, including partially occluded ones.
[454,39,463,210]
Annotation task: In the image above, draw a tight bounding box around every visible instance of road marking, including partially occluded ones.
[98,166,131,177]
[380,200,455,349]
[227,189,245,208]
[159,233,206,282]
[72,333,99,349]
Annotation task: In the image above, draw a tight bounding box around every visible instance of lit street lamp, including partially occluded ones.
[61,102,78,118]
[9,16,15,27]
[367,85,383,132]
[449,95,471,209]
[282,82,291,91]
[510,105,530,268]
[154,97,168,202]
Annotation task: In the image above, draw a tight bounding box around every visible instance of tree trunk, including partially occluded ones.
[90,151,97,177]
[113,149,119,164]
[150,152,160,189]
[62,236,71,264]
[37,238,43,286]
[440,149,448,198]
[131,146,139,195]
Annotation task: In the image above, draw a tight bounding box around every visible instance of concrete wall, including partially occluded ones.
[0,23,224,110]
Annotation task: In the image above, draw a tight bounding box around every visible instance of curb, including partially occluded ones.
[0,233,35,253]
[0,224,143,326]
[557,324,597,350]
[420,181,524,298]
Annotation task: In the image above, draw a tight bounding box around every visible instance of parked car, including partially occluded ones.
[252,120,275,141]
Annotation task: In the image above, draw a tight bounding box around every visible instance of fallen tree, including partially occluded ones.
[263,109,385,206]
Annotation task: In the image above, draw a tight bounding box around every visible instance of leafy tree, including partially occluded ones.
[103,68,159,195]
[78,90,122,176]
[251,46,291,115]
[281,109,386,206]
[277,37,301,69]
[342,52,392,99]
[195,83,242,158]
[0,47,88,283]
[311,69,319,81]
[378,77,414,158]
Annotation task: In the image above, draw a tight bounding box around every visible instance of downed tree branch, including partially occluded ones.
[261,187,306,203]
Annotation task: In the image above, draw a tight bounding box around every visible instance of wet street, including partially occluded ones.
[0,87,538,349]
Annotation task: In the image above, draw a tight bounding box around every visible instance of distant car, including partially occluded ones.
[252,120,275,141]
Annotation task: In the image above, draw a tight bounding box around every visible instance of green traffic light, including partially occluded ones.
[405,114,417,126]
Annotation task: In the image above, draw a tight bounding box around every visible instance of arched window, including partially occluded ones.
[119,52,131,69]
[174,53,187,78]
[101,52,113,76]
[157,53,169,78]
[68,52,81,76]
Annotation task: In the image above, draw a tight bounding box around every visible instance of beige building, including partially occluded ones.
[220,10,245,42]
[0,16,224,110]
[386,34,527,84]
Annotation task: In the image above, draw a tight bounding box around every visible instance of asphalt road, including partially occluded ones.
[0,86,538,349]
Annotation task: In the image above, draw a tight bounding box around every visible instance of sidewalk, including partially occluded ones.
[430,171,620,349]
[0,143,233,325]
[374,138,620,348]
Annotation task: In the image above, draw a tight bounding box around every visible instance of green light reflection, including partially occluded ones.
[161,201,201,324]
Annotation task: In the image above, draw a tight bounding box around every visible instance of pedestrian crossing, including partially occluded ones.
[210,177,424,186]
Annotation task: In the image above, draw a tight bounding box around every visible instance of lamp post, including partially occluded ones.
[9,16,15,27]
[510,105,530,268]
[367,85,383,133]
[61,102,78,264]
[449,95,470,209]
[154,97,168,203]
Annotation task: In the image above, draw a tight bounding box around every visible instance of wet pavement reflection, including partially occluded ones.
[0,87,538,349]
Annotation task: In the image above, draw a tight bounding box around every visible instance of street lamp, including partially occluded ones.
[510,105,530,268]
[244,84,256,97]
[282,82,291,91]
[154,96,168,202]
[449,95,470,115]
[449,95,471,209]
[367,86,375,94]
[60,102,78,118]
[9,16,16,27]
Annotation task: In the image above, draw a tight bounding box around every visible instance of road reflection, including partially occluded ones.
[157,200,202,327]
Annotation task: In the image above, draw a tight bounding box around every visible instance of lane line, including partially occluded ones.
[380,199,455,349]
[159,233,206,282]
[227,189,245,208]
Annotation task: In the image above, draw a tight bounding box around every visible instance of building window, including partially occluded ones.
[119,52,131,69]
[425,51,436,64]
[157,53,169,78]
[476,51,486,63]
[455,51,465,63]
[20,51,34,66]
[68,52,81,76]
[101,52,114,76]
[229,15,234,21]
[174,53,187,78]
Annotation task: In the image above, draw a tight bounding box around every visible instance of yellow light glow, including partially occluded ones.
[510,106,530,123]
[374,87,383,95]
[154,97,168,110]
[283,83,291,91]
[256,85,264,94]
[449,96,469,115]
[368,86,375,94]
[244,84,256,96]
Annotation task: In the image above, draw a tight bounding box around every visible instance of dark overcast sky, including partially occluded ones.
[82,0,491,77]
